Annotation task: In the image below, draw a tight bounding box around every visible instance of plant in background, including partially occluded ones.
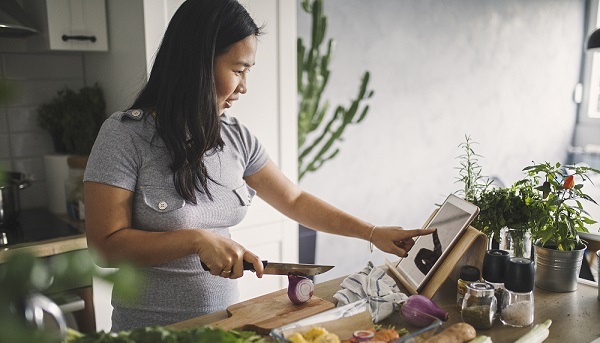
[454,135,493,202]
[297,0,374,180]
[37,84,106,155]
[522,162,600,251]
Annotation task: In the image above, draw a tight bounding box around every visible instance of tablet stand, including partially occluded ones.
[385,212,488,298]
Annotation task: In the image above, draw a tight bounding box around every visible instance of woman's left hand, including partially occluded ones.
[370,226,436,257]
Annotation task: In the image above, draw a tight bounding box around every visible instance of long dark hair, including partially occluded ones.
[130,0,262,203]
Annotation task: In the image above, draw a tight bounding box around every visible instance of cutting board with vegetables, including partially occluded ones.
[207,289,335,334]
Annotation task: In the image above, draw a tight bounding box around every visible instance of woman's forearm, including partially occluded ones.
[88,227,202,267]
[278,191,374,240]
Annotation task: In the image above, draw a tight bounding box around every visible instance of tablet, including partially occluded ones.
[396,194,480,293]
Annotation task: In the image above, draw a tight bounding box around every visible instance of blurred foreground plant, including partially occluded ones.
[0,251,142,343]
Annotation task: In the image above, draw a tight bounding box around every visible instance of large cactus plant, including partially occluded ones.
[297,0,374,180]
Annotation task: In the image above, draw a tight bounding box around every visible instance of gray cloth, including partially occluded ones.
[84,109,269,331]
[333,262,407,323]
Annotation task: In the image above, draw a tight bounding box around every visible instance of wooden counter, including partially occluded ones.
[173,270,600,343]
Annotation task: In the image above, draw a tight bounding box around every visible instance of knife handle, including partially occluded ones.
[243,260,268,271]
[200,260,268,271]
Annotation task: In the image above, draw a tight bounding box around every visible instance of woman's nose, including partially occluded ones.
[238,77,247,94]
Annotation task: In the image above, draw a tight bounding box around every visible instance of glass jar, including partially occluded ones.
[461,282,496,329]
[65,156,88,221]
[457,265,480,312]
[482,249,510,317]
[500,257,535,327]
[500,289,534,327]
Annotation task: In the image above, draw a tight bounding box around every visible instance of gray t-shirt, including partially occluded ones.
[84,109,269,331]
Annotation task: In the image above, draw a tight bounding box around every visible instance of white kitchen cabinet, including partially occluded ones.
[25,0,108,51]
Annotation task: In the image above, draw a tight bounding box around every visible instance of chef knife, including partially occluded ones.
[201,260,334,276]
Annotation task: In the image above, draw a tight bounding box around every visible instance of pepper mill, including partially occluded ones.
[482,249,510,316]
[500,257,535,327]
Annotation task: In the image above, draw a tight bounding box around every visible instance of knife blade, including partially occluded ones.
[201,260,334,276]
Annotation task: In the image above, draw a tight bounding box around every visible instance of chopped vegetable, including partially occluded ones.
[467,336,493,343]
[288,327,340,343]
[288,274,315,304]
[288,332,309,343]
[341,326,406,343]
[352,330,375,341]
[423,322,477,343]
[401,295,449,327]
[513,319,552,343]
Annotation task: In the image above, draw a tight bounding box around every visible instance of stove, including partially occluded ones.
[0,208,83,247]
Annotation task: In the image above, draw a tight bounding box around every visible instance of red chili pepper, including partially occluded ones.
[563,175,575,189]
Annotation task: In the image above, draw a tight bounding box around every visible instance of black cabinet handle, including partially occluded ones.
[61,34,97,43]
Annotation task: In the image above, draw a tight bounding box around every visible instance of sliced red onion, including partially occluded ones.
[287,274,314,304]
[353,330,375,341]
[401,294,449,327]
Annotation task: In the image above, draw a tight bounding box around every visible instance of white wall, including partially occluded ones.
[84,0,147,114]
[296,0,586,282]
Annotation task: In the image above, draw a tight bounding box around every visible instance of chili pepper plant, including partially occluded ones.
[521,162,600,251]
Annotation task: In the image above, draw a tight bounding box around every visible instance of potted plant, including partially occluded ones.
[472,182,546,258]
[521,162,600,292]
[37,83,106,155]
[36,83,106,214]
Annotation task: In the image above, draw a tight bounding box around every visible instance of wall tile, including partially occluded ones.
[10,132,54,157]
[19,181,48,209]
[0,108,7,133]
[7,107,43,133]
[0,158,12,170]
[8,79,85,107]
[0,133,10,158]
[4,53,84,80]
[12,157,46,182]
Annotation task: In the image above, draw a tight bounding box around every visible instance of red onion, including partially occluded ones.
[353,330,375,341]
[401,295,449,327]
[287,274,314,304]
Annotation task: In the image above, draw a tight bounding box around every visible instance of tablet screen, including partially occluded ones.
[396,194,479,291]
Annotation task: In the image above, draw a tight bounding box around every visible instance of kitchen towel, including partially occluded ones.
[333,261,407,322]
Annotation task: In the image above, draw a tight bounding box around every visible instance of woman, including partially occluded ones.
[84,0,434,331]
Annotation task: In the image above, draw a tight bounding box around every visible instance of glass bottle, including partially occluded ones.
[500,257,535,327]
[482,249,510,317]
[456,265,480,312]
[461,282,497,329]
[65,156,88,221]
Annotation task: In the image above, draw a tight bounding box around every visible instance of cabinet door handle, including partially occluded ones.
[61,34,97,43]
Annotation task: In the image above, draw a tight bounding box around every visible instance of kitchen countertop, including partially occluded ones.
[0,209,87,262]
[171,268,600,343]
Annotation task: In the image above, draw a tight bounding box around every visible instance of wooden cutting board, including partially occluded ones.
[207,289,335,335]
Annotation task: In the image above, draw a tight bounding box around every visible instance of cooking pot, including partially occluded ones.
[0,171,32,226]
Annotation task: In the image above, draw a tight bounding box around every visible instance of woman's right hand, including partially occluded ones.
[195,230,264,279]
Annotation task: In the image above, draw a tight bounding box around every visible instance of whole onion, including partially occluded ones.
[287,274,314,305]
[401,295,449,327]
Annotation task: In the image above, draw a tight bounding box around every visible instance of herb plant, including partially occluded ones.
[37,84,106,155]
[454,135,493,202]
[522,162,600,251]
[472,182,545,257]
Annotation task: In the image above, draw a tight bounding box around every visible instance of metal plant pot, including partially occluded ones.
[534,242,586,292]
